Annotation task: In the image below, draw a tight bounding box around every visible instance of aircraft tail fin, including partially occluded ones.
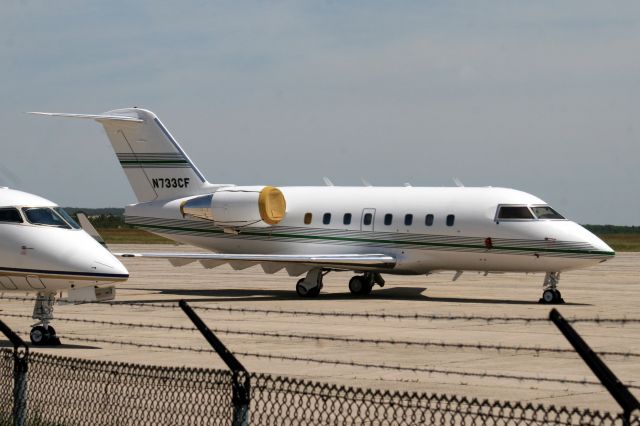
[30,108,220,202]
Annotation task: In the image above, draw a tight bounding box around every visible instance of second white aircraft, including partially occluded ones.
[0,187,128,344]
[32,108,615,303]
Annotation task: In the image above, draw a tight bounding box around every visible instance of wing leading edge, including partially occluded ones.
[115,252,396,276]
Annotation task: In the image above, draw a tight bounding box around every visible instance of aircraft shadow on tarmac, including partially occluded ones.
[0,341,101,350]
[120,286,590,306]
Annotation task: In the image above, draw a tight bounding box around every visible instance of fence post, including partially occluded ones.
[179,300,250,426]
[549,309,639,425]
[0,320,29,426]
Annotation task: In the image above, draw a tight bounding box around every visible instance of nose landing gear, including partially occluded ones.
[30,292,61,346]
[539,272,564,304]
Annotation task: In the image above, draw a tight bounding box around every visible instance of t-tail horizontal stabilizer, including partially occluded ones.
[29,108,226,203]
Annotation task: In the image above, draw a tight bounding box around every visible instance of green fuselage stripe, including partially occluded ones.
[130,222,613,257]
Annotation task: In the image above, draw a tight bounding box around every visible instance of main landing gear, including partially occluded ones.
[348,272,385,296]
[295,270,385,297]
[30,292,61,346]
[539,272,564,304]
[296,269,324,297]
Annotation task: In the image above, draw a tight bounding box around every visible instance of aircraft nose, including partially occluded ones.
[591,235,615,256]
[92,251,129,279]
[578,225,615,257]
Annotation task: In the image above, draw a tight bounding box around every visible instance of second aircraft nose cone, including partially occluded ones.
[92,252,129,279]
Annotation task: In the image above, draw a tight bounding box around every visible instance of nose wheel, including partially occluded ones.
[539,272,565,304]
[30,292,61,346]
[541,289,563,304]
[30,325,60,346]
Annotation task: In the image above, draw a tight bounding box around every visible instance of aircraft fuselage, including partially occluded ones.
[125,186,614,275]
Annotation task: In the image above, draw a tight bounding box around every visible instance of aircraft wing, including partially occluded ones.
[114,252,396,276]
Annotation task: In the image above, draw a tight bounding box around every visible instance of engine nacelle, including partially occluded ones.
[180,186,286,227]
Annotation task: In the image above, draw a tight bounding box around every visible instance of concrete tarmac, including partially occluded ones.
[1,244,639,412]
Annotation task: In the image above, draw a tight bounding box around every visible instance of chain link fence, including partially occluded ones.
[0,348,637,425]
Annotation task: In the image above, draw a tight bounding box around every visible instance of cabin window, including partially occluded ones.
[384,214,393,226]
[343,213,352,225]
[425,214,434,226]
[22,207,71,229]
[0,208,23,223]
[304,213,312,224]
[497,206,534,220]
[531,206,565,220]
[446,214,455,227]
[404,214,413,226]
[363,213,373,226]
[323,213,331,225]
[54,208,81,229]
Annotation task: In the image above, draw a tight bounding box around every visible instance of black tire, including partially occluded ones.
[296,279,308,297]
[349,276,372,295]
[296,279,321,297]
[349,276,364,295]
[47,325,56,337]
[361,283,373,295]
[541,289,555,304]
[30,326,49,345]
[540,289,563,304]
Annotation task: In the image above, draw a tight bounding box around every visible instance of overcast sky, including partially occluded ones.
[1,1,638,224]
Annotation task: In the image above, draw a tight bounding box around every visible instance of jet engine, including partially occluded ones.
[180,186,286,227]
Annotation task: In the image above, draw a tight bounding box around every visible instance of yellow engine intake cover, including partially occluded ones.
[258,186,286,225]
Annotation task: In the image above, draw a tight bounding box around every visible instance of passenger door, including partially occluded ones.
[360,208,376,232]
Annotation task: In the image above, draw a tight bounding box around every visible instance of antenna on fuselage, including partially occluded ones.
[452,177,464,187]
[360,178,372,187]
[403,182,412,187]
[322,177,334,186]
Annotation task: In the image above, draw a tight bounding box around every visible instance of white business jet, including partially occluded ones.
[0,187,129,345]
[31,108,614,303]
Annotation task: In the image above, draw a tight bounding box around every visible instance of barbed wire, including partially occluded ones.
[2,295,640,324]
[5,312,640,359]
[31,333,640,391]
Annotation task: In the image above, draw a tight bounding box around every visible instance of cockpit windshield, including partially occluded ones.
[54,207,81,229]
[496,205,565,221]
[22,207,79,229]
[530,206,565,220]
[497,206,534,220]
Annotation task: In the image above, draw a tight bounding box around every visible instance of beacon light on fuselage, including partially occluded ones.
[30,108,614,304]
[0,187,128,345]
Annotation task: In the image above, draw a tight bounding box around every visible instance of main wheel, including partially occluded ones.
[308,286,321,297]
[349,276,364,295]
[296,279,309,297]
[30,326,50,345]
[349,276,373,295]
[361,283,373,295]
[296,279,321,297]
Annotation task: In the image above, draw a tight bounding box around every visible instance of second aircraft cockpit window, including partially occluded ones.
[21,207,81,229]
[0,207,23,223]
